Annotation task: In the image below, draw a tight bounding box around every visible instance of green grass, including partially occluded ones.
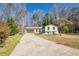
[0,33,22,56]
[37,34,79,49]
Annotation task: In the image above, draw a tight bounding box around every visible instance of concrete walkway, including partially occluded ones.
[10,33,79,56]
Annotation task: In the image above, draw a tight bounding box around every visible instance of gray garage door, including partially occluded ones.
[26,29,34,33]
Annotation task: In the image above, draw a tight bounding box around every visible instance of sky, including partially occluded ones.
[26,3,79,13]
[0,3,79,14]
[26,3,53,13]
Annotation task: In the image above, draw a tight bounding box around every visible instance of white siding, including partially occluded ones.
[45,25,59,34]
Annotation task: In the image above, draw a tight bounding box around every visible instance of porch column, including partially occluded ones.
[34,29,36,33]
[34,29,40,33]
[37,29,40,33]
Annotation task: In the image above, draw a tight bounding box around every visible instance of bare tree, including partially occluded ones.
[32,10,44,26]
[1,3,27,32]
[3,4,15,20]
[16,4,27,32]
[53,5,60,20]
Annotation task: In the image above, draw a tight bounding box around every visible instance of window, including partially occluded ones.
[48,27,50,30]
[53,27,55,30]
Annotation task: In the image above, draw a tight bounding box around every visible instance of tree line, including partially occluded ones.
[32,5,79,33]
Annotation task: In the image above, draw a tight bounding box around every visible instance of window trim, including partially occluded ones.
[47,27,50,30]
[53,27,55,30]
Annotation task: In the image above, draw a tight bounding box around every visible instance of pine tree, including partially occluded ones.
[7,16,19,35]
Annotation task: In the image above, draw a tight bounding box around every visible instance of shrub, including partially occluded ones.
[62,25,69,33]
[58,25,69,33]
[0,21,10,44]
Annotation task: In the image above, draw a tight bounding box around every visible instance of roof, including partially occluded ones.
[25,27,42,29]
[45,25,57,27]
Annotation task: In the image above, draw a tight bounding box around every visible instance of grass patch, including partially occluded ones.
[37,34,79,49]
[0,33,22,56]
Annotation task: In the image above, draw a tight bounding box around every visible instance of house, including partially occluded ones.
[45,25,59,34]
[25,27,42,34]
[25,25,59,34]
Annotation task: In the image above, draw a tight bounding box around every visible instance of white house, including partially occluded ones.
[25,27,42,34]
[45,25,59,34]
[25,25,59,34]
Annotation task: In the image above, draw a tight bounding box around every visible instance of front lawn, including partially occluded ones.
[0,33,22,56]
[38,34,79,49]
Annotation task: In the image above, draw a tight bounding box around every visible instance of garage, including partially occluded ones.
[25,27,42,33]
[26,29,34,33]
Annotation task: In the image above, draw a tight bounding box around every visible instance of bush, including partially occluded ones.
[0,21,10,44]
[7,16,19,35]
[58,25,69,33]
[62,25,69,33]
